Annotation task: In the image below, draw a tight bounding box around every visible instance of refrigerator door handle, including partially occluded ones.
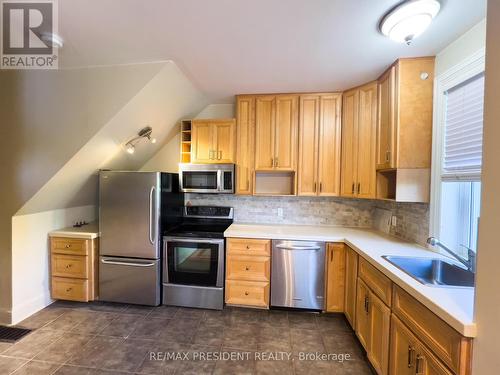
[101,258,156,267]
[149,186,156,245]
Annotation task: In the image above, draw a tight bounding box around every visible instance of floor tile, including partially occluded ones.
[12,360,62,375]
[43,310,95,332]
[288,312,318,330]
[87,302,129,314]
[331,359,374,374]
[214,349,255,375]
[122,305,154,316]
[3,329,63,359]
[97,314,142,338]
[260,310,289,328]
[173,307,206,320]
[135,341,190,374]
[0,341,13,354]
[255,358,293,375]
[94,338,155,372]
[53,365,96,375]
[315,313,351,333]
[290,328,325,352]
[66,336,124,368]
[0,355,28,373]
[17,307,67,329]
[193,323,225,346]
[34,333,95,364]
[148,306,178,319]
[129,317,170,340]
[223,326,259,351]
[71,313,117,335]
[322,331,365,359]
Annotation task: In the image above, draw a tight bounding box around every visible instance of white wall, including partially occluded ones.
[435,19,486,76]
[9,205,96,324]
[141,103,235,172]
[473,1,500,372]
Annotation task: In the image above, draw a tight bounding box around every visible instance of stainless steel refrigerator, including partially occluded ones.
[99,171,184,306]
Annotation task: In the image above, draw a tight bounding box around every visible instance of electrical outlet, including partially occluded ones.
[391,215,397,227]
[277,208,284,217]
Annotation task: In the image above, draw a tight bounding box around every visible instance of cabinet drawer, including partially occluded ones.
[392,286,472,374]
[51,254,88,279]
[51,238,89,255]
[225,280,269,308]
[226,255,270,282]
[51,277,88,302]
[227,238,271,256]
[359,257,392,306]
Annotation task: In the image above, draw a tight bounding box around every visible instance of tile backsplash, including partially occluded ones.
[186,194,430,245]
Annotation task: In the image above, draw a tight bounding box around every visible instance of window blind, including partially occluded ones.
[442,73,484,181]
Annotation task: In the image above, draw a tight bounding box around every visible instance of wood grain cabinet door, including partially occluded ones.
[341,89,359,197]
[355,278,371,351]
[368,292,391,375]
[325,243,346,312]
[236,96,255,195]
[317,94,342,196]
[356,82,377,198]
[298,95,319,195]
[191,121,215,163]
[389,315,418,375]
[255,96,276,170]
[274,95,298,171]
[376,66,396,170]
[213,120,235,163]
[344,246,358,329]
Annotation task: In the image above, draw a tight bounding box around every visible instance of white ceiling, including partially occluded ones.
[59,0,486,102]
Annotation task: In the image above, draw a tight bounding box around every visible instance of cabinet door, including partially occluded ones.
[357,82,377,198]
[213,120,235,163]
[317,94,342,196]
[236,96,255,194]
[389,315,418,375]
[298,95,319,195]
[341,89,359,197]
[344,246,358,328]
[355,278,371,351]
[369,292,391,375]
[274,95,298,170]
[191,121,214,163]
[325,243,345,312]
[417,344,454,375]
[376,66,396,170]
[255,96,275,170]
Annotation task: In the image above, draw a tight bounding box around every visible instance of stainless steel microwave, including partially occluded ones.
[179,164,234,193]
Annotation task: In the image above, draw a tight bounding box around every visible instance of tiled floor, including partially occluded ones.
[0,301,373,374]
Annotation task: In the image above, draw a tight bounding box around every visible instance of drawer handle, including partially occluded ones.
[66,287,72,292]
[65,244,71,248]
[244,291,249,296]
[246,245,250,250]
[245,266,250,271]
[65,264,73,269]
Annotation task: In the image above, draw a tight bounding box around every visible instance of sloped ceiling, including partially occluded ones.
[58,0,487,102]
[17,61,208,215]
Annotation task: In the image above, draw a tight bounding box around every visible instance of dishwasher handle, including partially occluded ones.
[275,244,322,251]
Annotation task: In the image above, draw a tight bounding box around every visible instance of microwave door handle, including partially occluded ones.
[149,186,155,245]
[217,170,223,192]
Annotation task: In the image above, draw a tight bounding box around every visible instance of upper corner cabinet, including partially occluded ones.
[191,119,236,164]
[375,57,435,203]
[297,93,342,196]
[254,95,298,171]
[341,83,377,199]
[235,95,255,195]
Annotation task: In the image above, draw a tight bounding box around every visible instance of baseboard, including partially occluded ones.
[10,293,53,325]
[0,307,12,325]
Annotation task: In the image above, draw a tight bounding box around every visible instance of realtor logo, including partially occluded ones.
[1,0,59,69]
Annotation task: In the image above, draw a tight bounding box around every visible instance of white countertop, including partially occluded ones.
[49,222,100,239]
[224,223,476,337]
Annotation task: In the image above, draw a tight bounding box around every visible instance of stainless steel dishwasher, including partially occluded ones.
[271,240,325,310]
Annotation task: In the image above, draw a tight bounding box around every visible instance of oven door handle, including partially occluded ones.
[101,258,156,267]
[164,237,225,245]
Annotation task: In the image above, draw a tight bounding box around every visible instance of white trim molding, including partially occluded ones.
[430,48,486,239]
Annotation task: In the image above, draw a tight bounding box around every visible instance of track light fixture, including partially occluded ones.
[124,126,157,154]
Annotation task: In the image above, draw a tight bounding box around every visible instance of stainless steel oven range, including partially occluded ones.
[162,206,233,310]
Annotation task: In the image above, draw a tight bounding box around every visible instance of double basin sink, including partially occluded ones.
[383,255,475,288]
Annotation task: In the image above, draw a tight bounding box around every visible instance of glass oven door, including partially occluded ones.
[165,238,224,287]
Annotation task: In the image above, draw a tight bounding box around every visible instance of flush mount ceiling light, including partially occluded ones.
[380,0,441,45]
[124,126,156,154]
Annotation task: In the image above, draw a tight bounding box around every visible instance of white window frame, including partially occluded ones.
[430,48,486,241]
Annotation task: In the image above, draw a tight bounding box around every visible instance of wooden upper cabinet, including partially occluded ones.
[376,66,396,170]
[191,119,235,164]
[325,243,345,312]
[376,57,435,170]
[255,96,276,170]
[255,95,298,171]
[341,82,377,198]
[236,96,255,195]
[298,93,341,196]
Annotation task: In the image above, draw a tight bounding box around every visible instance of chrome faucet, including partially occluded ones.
[427,237,476,273]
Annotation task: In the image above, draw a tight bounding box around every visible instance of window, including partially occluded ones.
[431,50,485,259]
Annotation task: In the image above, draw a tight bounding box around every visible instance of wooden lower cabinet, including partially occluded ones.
[325,243,345,312]
[225,238,271,308]
[356,277,390,375]
[344,245,358,328]
[50,237,98,302]
[390,314,453,375]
